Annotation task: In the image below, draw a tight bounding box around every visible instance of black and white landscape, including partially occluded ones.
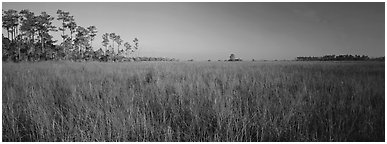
[2,2,385,142]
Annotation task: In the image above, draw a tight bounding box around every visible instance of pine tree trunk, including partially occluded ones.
[112,40,114,54]
[62,29,65,43]
[7,30,10,41]
[62,20,65,43]
[11,27,14,42]
[18,45,21,61]
[41,33,44,55]
[12,27,14,41]
[10,27,13,41]
[13,27,16,41]
[16,26,18,40]
[32,32,35,43]
[80,45,82,60]
[14,27,16,41]
[70,31,73,49]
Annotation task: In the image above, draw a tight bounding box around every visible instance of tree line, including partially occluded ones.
[2,9,157,62]
[296,54,384,61]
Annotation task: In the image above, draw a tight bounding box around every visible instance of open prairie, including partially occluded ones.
[2,61,385,141]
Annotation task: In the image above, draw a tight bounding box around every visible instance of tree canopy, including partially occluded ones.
[2,9,148,62]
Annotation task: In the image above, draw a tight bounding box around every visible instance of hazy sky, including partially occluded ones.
[2,2,385,60]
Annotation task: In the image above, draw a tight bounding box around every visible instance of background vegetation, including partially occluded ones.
[2,9,147,62]
[2,61,384,142]
[296,54,384,61]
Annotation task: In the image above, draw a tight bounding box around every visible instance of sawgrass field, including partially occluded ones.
[2,61,384,141]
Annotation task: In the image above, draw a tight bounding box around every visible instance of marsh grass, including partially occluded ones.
[2,61,384,141]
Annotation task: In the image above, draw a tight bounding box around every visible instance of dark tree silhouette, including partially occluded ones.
[133,37,139,57]
[296,54,376,61]
[56,9,71,44]
[1,9,176,62]
[36,12,56,59]
[229,54,235,61]
[2,9,20,42]
[74,26,89,60]
[109,33,116,54]
[87,25,97,48]
[102,33,109,55]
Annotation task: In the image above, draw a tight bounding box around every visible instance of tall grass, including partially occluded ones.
[2,61,384,142]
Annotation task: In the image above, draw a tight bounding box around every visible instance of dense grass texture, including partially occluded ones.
[2,61,385,142]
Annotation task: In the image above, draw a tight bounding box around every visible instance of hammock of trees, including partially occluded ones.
[296,55,384,61]
[2,9,177,62]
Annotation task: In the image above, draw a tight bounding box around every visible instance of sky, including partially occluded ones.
[2,2,385,60]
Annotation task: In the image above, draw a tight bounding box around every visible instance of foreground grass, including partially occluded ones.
[2,61,385,142]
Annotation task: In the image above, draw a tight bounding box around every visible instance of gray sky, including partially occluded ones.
[2,2,385,60]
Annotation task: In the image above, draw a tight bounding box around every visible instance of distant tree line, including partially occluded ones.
[2,9,177,62]
[134,57,178,62]
[296,54,384,61]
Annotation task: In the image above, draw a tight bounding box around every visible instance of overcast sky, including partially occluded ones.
[2,2,385,60]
